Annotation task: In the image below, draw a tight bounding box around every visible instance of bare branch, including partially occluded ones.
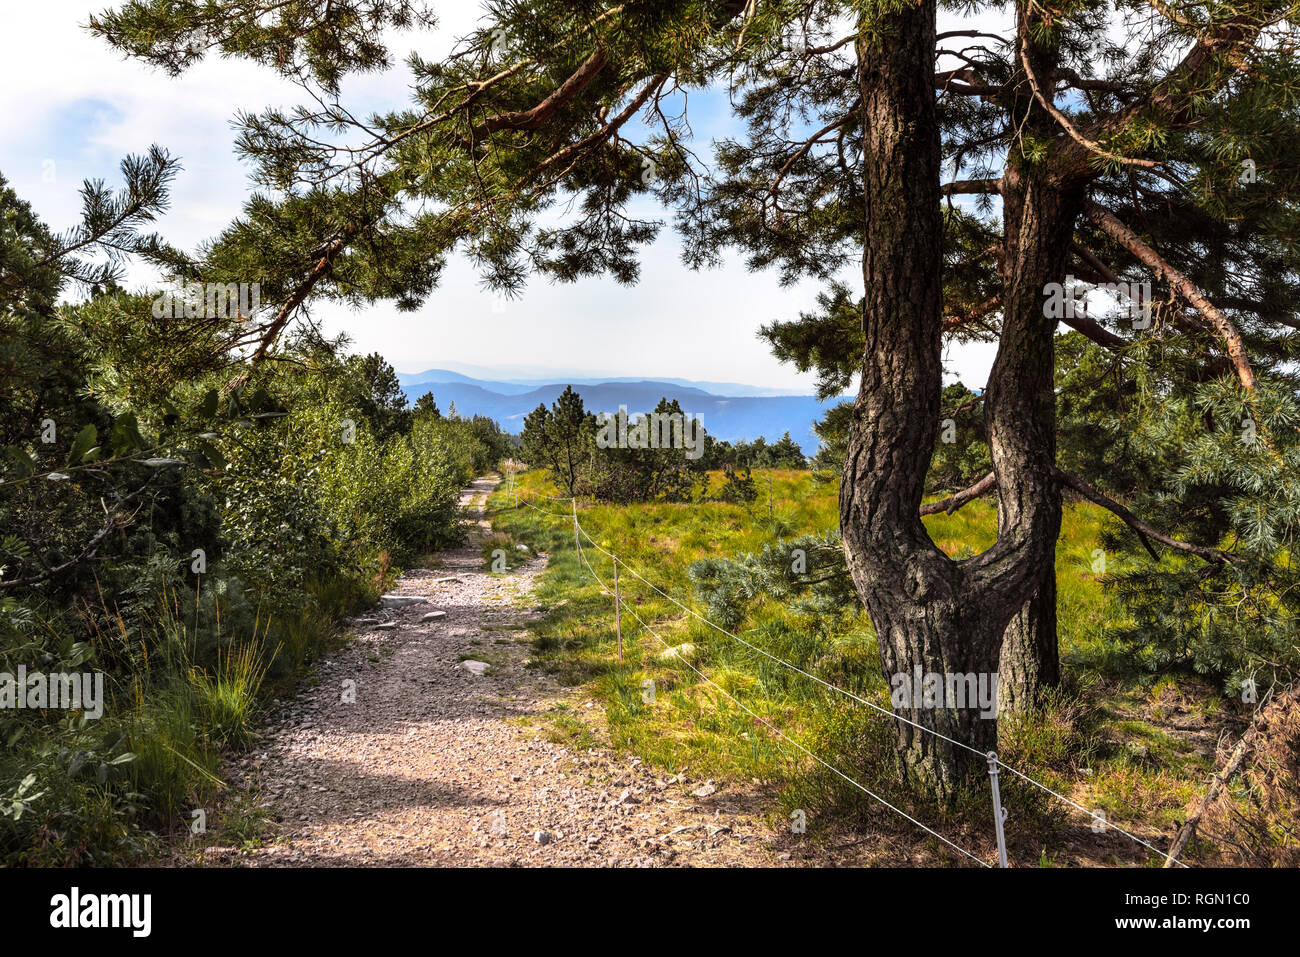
[1060,310,1128,350]
[1055,469,1238,564]
[0,478,157,589]
[1083,201,1258,391]
[941,178,1001,196]
[920,472,996,516]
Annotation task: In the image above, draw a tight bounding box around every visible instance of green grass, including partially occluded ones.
[491,467,1232,865]
[211,789,275,850]
[189,639,274,751]
[0,564,379,866]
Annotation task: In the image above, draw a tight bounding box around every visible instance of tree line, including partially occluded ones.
[519,385,808,503]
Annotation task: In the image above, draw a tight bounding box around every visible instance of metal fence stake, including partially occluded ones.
[613,558,623,662]
[987,750,1009,868]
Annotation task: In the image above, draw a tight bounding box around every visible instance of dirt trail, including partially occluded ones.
[210,475,787,866]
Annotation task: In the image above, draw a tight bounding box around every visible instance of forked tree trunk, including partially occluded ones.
[842,1,1063,800]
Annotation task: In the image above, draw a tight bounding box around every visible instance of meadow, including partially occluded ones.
[488,468,1235,866]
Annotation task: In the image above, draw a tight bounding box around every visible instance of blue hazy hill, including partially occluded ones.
[397,370,838,454]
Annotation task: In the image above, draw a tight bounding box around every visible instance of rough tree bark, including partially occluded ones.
[842,1,1065,798]
[992,11,1080,716]
[998,565,1059,714]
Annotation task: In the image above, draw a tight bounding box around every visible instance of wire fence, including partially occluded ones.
[506,481,1189,868]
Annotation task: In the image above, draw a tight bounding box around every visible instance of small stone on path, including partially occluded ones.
[380,594,428,608]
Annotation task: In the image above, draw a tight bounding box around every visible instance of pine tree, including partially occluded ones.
[413,392,441,418]
[0,157,194,593]
[92,0,1300,795]
[340,352,409,437]
[679,1,1300,782]
[519,387,596,495]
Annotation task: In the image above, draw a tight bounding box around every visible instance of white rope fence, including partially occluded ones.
[579,534,991,866]
[507,483,1189,868]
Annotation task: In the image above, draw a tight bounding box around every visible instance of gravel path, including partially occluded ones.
[214,475,786,867]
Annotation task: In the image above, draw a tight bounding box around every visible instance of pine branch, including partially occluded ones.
[1083,200,1258,391]
[1054,469,1238,565]
[248,223,360,365]
[1062,9,1266,182]
[475,48,609,137]
[1019,35,1159,171]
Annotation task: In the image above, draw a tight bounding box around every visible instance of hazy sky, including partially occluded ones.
[1,1,1002,390]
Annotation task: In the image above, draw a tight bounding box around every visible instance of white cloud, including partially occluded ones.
[2,1,1004,391]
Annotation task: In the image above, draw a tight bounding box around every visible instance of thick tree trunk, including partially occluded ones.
[843,3,995,799]
[980,169,1072,722]
[998,563,1059,714]
[992,11,1078,716]
[841,1,1065,800]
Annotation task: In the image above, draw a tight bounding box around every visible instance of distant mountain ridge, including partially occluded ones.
[396,368,810,397]
[397,369,838,454]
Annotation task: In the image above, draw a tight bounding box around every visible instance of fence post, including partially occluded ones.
[572,499,580,555]
[986,750,1009,868]
[613,557,623,662]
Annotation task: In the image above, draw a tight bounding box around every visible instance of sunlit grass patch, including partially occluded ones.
[489,465,1228,861]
